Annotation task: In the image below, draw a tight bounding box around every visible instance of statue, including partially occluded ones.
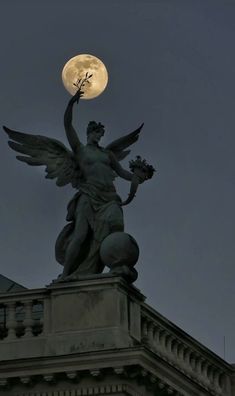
[3,78,155,284]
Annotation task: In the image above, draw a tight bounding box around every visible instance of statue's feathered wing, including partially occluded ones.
[105,123,144,161]
[3,126,80,188]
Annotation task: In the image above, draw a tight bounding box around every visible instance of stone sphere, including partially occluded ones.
[100,232,139,268]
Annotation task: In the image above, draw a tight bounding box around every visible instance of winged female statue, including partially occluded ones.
[3,88,154,282]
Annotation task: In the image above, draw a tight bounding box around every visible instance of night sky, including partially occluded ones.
[1,0,235,362]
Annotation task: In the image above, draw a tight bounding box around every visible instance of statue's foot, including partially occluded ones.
[52,273,77,283]
[62,273,80,282]
[51,274,65,284]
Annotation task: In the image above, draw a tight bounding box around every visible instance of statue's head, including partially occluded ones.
[86,121,105,144]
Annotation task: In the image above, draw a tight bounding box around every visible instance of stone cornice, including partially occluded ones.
[6,384,154,396]
[0,347,221,396]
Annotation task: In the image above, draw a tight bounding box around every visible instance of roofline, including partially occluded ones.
[0,274,27,291]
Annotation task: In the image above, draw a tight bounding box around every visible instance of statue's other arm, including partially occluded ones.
[109,151,133,181]
[64,90,83,153]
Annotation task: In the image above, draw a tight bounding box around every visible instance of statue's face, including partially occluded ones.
[88,128,105,144]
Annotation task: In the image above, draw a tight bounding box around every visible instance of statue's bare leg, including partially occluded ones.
[62,218,89,279]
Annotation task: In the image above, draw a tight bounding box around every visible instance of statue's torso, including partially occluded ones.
[78,144,116,188]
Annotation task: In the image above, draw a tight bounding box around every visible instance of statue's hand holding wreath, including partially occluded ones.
[121,156,155,206]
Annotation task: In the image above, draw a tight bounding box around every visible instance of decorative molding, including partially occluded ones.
[0,378,8,387]
[113,366,125,375]
[1,357,224,395]
[66,371,78,381]
[43,374,55,383]
[13,383,145,396]
[90,369,101,377]
[20,376,31,385]
[1,365,186,396]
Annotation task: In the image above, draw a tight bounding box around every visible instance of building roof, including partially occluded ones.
[0,274,27,293]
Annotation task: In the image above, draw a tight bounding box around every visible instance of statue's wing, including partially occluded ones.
[3,126,81,188]
[105,123,144,161]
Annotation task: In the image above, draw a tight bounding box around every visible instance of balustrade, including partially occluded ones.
[0,294,44,340]
[141,308,231,396]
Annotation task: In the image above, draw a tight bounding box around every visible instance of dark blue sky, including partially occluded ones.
[1,0,235,361]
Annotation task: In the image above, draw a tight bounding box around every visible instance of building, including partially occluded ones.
[0,275,234,396]
[0,275,26,293]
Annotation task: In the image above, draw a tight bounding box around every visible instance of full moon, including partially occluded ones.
[62,54,108,100]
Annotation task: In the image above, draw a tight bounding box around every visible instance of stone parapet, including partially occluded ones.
[0,277,144,360]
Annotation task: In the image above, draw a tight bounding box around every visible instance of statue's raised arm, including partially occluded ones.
[64,89,83,153]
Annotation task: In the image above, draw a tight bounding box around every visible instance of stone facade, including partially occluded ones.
[0,277,234,395]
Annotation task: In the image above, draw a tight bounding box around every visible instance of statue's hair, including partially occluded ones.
[87,121,105,136]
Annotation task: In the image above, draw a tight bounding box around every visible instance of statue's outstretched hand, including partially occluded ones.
[70,89,84,104]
